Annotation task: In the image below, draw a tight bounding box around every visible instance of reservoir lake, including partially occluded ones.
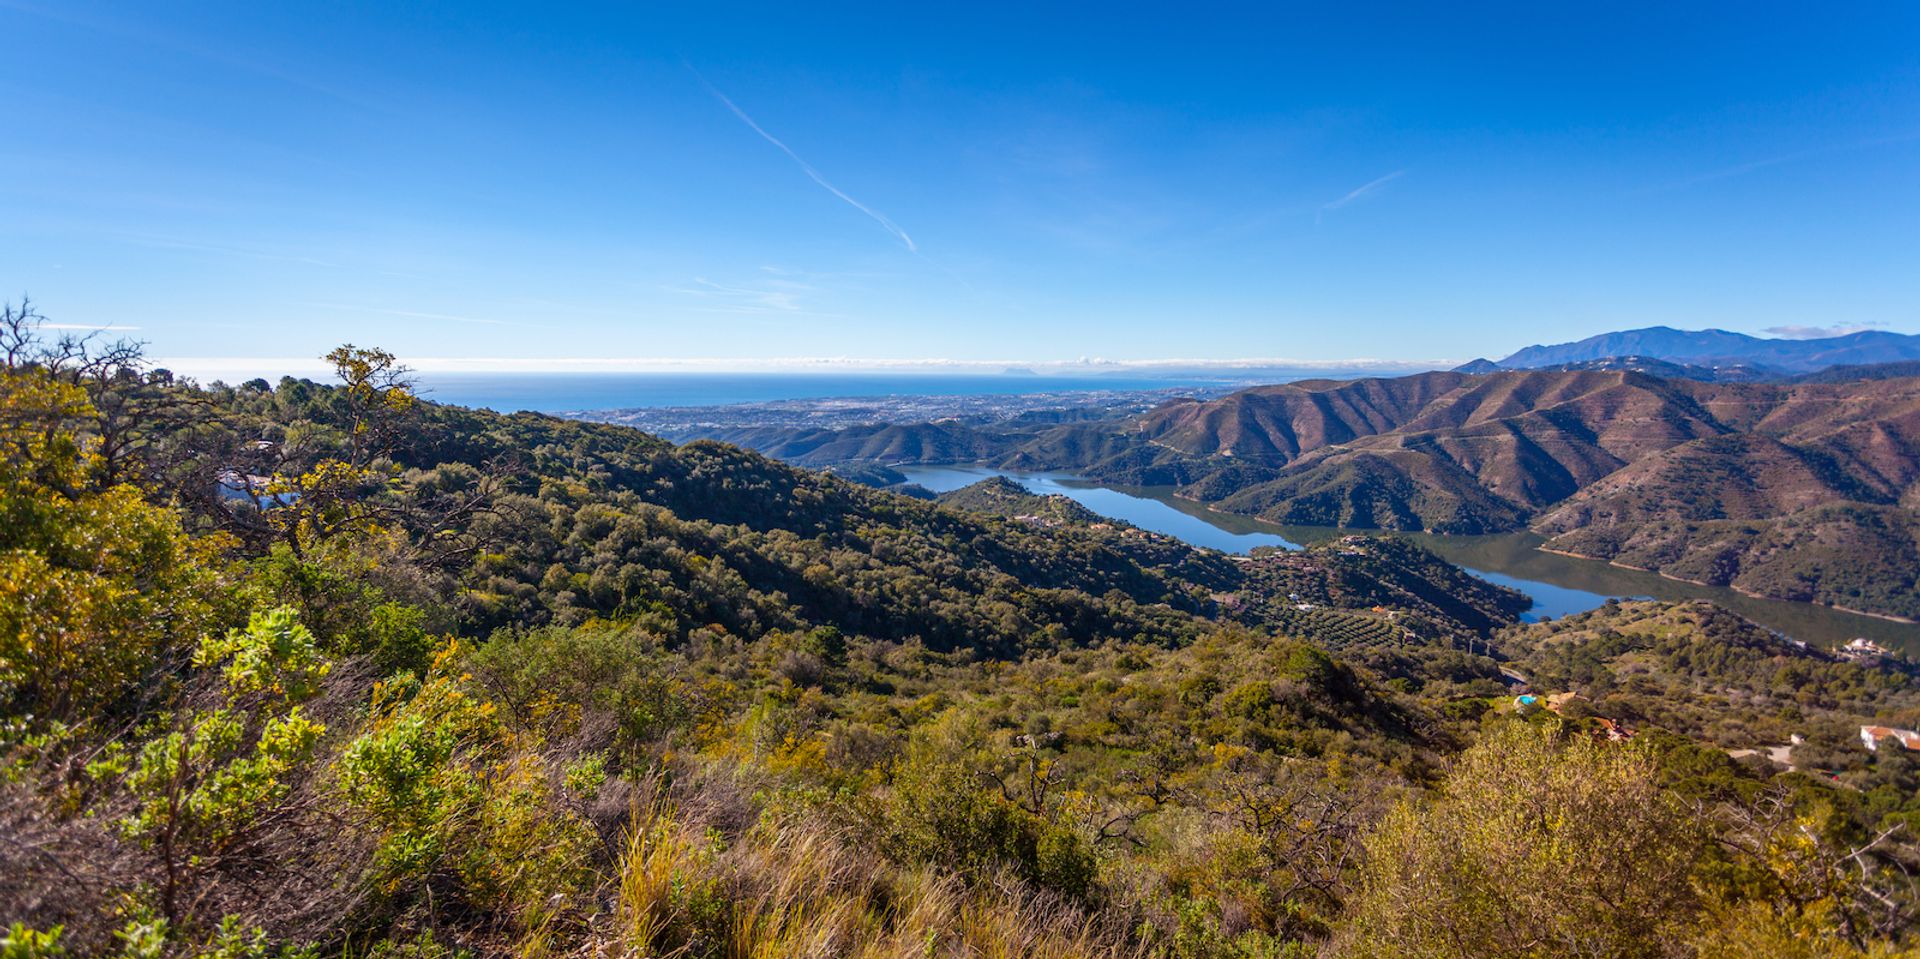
[895,465,1920,653]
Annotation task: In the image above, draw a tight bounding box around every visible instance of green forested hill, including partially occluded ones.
[934,475,1105,524]
[5,316,1920,958]
[928,477,1531,656]
[171,379,1249,655]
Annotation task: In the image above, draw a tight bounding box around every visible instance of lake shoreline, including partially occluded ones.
[1140,484,1920,636]
[896,464,1920,653]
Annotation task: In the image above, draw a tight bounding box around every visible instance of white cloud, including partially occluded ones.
[669,276,820,315]
[1762,323,1886,340]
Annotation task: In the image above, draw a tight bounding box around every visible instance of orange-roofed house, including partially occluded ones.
[1860,726,1920,752]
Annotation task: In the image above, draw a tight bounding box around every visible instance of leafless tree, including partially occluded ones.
[1172,752,1390,938]
[1712,788,1920,948]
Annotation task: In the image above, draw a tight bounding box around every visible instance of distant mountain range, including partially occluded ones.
[1471,326,1920,377]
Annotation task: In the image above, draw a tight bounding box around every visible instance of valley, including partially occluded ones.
[895,465,1920,651]
[616,366,1920,623]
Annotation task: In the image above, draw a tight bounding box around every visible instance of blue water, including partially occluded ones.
[900,466,1302,553]
[413,372,1220,414]
[1466,569,1616,622]
[895,466,1920,649]
[898,465,1625,623]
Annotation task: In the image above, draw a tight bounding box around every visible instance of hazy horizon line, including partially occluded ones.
[152,354,1457,381]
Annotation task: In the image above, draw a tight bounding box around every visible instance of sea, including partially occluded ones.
[412,372,1226,414]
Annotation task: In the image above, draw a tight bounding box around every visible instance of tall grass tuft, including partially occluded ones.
[615,800,714,953]
[609,789,1141,959]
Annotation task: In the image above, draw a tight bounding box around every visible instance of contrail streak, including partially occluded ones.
[699,75,917,252]
[1324,170,1406,211]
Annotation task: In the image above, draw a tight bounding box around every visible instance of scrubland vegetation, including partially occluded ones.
[4,301,1920,957]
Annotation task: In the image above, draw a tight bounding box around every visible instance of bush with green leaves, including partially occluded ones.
[91,607,329,929]
[334,643,598,931]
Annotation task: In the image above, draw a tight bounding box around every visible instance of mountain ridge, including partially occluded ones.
[1494,326,1920,373]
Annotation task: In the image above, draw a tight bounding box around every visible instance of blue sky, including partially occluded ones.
[2,1,1917,374]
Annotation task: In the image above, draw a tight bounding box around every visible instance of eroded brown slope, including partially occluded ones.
[1106,371,1920,616]
[1124,372,1471,462]
[1123,371,1735,531]
[1105,372,1920,527]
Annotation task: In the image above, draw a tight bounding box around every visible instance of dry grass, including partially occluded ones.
[615,800,706,953]
[606,797,1143,959]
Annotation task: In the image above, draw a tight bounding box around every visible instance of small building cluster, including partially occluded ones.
[1011,514,1066,528]
[1511,690,1633,740]
[1840,638,1895,663]
[1860,726,1920,752]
